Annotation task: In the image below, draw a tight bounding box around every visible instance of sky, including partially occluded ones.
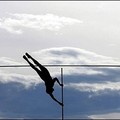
[1,1,120,119]
[0,1,120,59]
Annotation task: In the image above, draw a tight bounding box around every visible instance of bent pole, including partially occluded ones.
[61,68,64,120]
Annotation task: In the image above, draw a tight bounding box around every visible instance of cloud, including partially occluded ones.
[108,43,116,47]
[32,47,120,65]
[32,47,120,75]
[0,57,42,88]
[89,112,120,119]
[65,82,120,94]
[0,57,23,65]
[0,72,41,89]
[0,13,82,34]
[0,47,120,89]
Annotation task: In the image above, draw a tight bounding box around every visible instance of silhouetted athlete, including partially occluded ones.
[23,53,63,106]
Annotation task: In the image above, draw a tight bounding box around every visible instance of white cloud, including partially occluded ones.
[32,47,120,75]
[65,82,120,94]
[89,112,120,119]
[108,43,116,47]
[0,57,23,65]
[0,47,120,89]
[0,71,41,89]
[0,13,82,34]
[32,47,120,65]
[0,57,42,88]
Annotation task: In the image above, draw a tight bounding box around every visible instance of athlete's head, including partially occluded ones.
[46,87,54,94]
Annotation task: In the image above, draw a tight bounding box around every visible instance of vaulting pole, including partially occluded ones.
[61,68,64,120]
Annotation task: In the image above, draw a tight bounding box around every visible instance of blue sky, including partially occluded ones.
[1,1,120,119]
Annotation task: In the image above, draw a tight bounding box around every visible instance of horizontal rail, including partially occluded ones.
[0,65,120,68]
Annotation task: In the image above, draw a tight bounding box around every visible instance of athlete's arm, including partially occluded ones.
[49,93,63,106]
[54,78,63,87]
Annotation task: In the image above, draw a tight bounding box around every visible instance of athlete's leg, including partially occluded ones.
[23,55,40,74]
[25,53,52,80]
[26,53,41,66]
[26,53,49,73]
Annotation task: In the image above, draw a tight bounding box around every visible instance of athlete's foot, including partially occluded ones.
[25,53,31,58]
[23,55,28,61]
